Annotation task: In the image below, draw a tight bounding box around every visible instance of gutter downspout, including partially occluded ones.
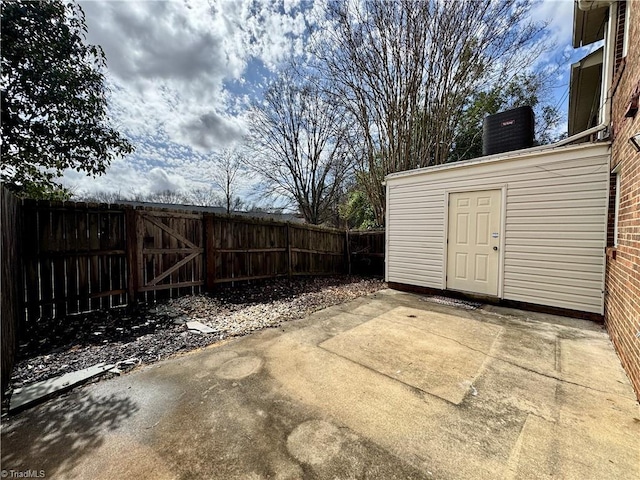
[600,1,617,133]
[553,124,608,147]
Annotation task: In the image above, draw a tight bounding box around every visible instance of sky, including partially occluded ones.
[62,0,595,201]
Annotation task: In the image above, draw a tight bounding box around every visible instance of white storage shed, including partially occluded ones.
[384,142,611,317]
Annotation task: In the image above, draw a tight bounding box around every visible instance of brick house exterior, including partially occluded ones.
[605,0,640,400]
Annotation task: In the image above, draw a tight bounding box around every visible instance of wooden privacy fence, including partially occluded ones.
[207,216,347,285]
[347,230,385,276]
[1,186,22,398]
[8,199,385,327]
[21,200,129,322]
[127,208,205,301]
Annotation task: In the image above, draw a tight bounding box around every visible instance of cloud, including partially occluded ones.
[530,0,575,48]
[147,167,188,192]
[63,0,315,198]
[179,111,247,151]
[81,1,241,84]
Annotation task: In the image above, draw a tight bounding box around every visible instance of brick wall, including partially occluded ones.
[606,0,640,401]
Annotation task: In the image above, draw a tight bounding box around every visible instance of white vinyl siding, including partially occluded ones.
[385,143,610,314]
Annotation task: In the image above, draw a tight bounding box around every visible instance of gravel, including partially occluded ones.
[9,276,385,391]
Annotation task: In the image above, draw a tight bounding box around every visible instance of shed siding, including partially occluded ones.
[386,144,610,314]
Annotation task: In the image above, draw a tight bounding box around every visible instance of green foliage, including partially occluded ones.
[17,183,73,201]
[339,188,379,230]
[1,0,133,197]
[449,73,561,162]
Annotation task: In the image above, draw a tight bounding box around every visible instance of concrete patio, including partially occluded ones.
[2,289,638,479]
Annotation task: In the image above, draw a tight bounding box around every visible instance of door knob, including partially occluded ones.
[493,246,498,251]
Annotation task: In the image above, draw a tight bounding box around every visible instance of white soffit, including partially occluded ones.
[573,2,608,48]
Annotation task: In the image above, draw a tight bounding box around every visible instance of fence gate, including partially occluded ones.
[128,209,205,300]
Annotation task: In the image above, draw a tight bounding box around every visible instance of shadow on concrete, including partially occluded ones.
[1,391,138,478]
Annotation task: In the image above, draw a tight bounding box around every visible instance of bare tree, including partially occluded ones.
[248,72,353,225]
[186,187,223,207]
[316,0,548,224]
[210,148,247,214]
[73,190,128,203]
[144,190,188,204]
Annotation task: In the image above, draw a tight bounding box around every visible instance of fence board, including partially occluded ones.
[1,186,22,397]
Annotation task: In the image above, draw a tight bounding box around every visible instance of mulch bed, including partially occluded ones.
[9,276,385,393]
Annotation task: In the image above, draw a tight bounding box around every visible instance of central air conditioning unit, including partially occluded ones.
[482,106,535,156]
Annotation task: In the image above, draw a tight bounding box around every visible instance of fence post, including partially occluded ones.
[286,223,292,278]
[204,213,216,292]
[345,229,351,275]
[124,207,139,303]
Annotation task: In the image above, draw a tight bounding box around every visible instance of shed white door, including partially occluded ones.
[447,190,501,296]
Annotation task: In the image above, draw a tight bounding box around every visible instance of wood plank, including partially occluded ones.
[88,212,101,310]
[168,216,179,297]
[100,255,111,309]
[146,251,200,286]
[215,248,286,254]
[108,212,123,306]
[125,208,140,302]
[30,205,124,213]
[205,213,216,292]
[77,255,90,312]
[139,210,203,219]
[39,258,54,319]
[192,216,204,295]
[34,250,126,257]
[142,248,204,254]
[52,256,67,318]
[89,254,101,311]
[142,214,198,249]
[138,280,204,292]
[65,256,79,315]
[22,206,41,323]
[286,223,292,278]
[90,288,126,299]
[214,274,288,284]
[1,186,23,396]
[290,248,344,256]
[346,229,351,275]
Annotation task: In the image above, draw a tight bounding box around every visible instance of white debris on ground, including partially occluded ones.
[163,284,379,337]
[8,277,385,394]
[420,296,481,310]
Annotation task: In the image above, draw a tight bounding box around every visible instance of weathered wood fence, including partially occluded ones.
[5,198,385,328]
[1,186,22,398]
[348,230,385,276]
[1,193,386,392]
